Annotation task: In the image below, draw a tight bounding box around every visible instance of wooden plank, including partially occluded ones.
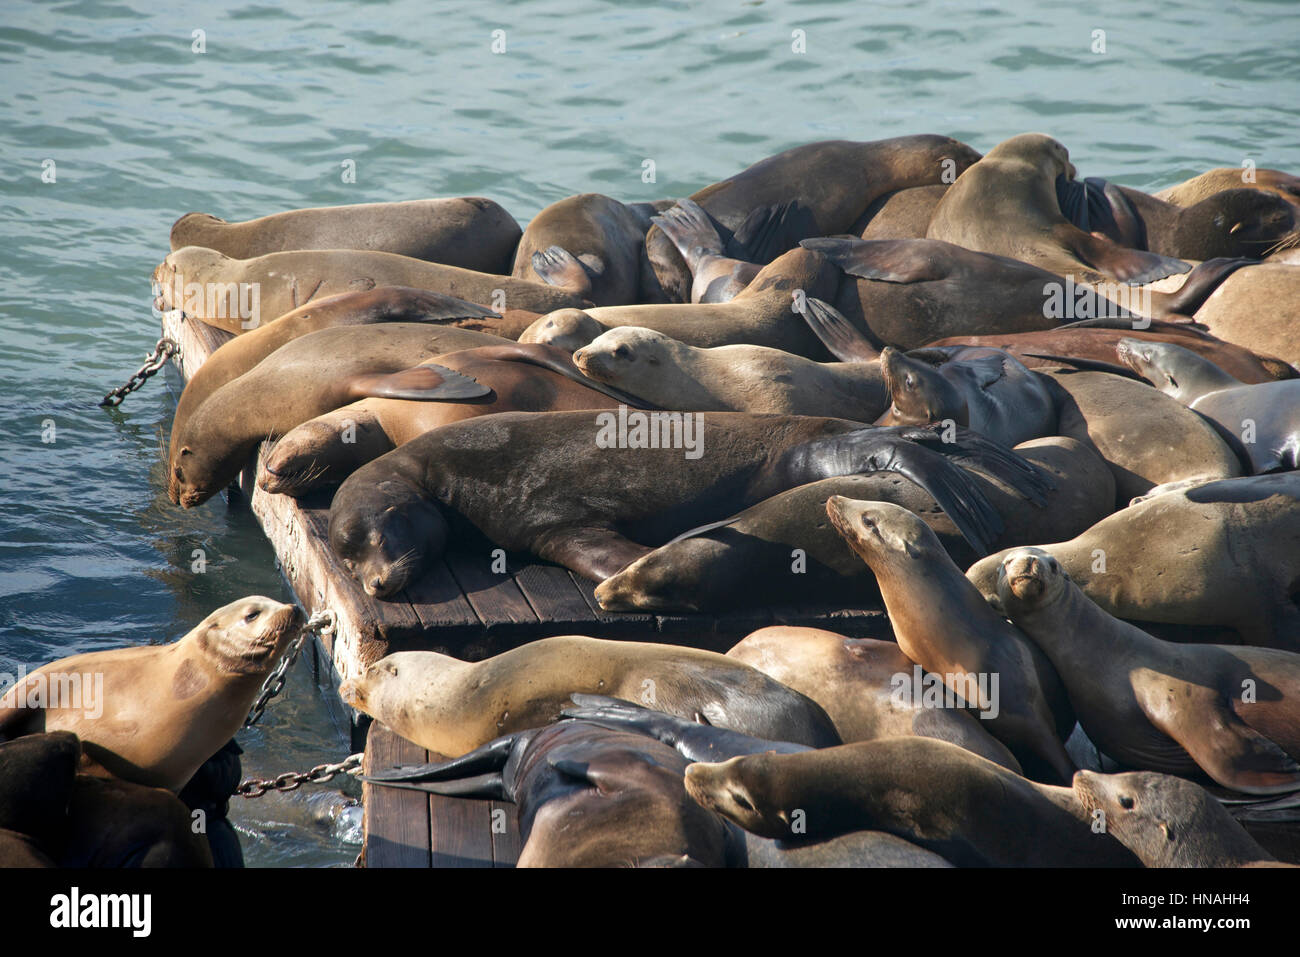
[513,563,595,626]
[568,571,656,637]
[490,800,522,867]
[444,550,539,630]
[427,762,495,868]
[362,723,430,868]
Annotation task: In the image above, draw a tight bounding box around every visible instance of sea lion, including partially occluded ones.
[571,326,888,420]
[154,245,589,333]
[682,736,1139,866]
[1114,186,1297,261]
[967,473,1300,648]
[927,133,1190,285]
[512,193,659,306]
[1073,770,1282,867]
[595,436,1112,613]
[169,197,522,272]
[257,343,646,495]
[875,346,1056,447]
[825,497,1075,783]
[520,245,844,356]
[167,323,501,507]
[60,772,214,868]
[928,320,1294,384]
[995,546,1300,794]
[0,732,79,858]
[1115,337,1300,473]
[857,184,949,239]
[649,199,764,303]
[1155,167,1300,210]
[0,830,54,867]
[644,134,982,301]
[337,635,842,756]
[0,597,302,790]
[1193,263,1300,368]
[328,411,1048,595]
[1044,368,1242,505]
[725,627,1022,772]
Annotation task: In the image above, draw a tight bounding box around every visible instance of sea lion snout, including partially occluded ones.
[338,678,364,708]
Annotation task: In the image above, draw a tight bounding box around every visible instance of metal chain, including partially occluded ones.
[235,753,364,799]
[244,609,336,728]
[99,337,179,407]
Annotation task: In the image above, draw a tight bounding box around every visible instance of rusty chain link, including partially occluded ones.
[99,337,178,407]
[235,753,364,799]
[244,609,336,728]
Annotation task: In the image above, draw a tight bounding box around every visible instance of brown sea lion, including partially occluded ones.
[167,323,501,507]
[0,732,79,860]
[0,597,302,791]
[594,436,1112,613]
[328,411,1048,595]
[857,183,949,239]
[968,473,1300,648]
[169,197,522,272]
[825,497,1075,783]
[683,736,1139,866]
[1073,770,1283,867]
[154,245,590,333]
[337,636,842,756]
[257,343,642,495]
[1156,167,1300,209]
[649,199,764,303]
[726,627,1022,771]
[1193,263,1300,368]
[645,134,982,301]
[1114,185,1297,261]
[996,546,1300,794]
[927,133,1190,285]
[60,771,214,868]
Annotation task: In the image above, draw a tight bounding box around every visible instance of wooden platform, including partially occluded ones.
[161,310,890,867]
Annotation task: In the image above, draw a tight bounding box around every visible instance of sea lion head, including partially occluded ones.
[329,476,448,598]
[152,246,232,313]
[986,132,1076,182]
[875,347,967,427]
[1072,769,1261,868]
[826,496,940,569]
[684,755,787,840]
[519,308,605,352]
[1114,336,1173,388]
[338,652,442,734]
[194,596,302,676]
[167,436,229,508]
[595,537,726,613]
[573,326,672,385]
[995,547,1067,613]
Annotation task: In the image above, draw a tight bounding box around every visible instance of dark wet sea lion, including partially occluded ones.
[1073,770,1282,867]
[595,436,1112,613]
[927,133,1190,285]
[328,411,1048,595]
[725,627,1023,771]
[968,473,1300,649]
[996,547,1300,794]
[60,771,214,867]
[645,134,982,301]
[337,636,842,756]
[257,343,643,495]
[825,497,1075,783]
[0,597,301,790]
[169,197,522,272]
[875,346,1056,448]
[168,323,501,507]
[683,736,1139,866]
[0,732,80,853]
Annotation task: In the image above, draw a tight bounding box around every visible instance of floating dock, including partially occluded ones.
[162,310,889,867]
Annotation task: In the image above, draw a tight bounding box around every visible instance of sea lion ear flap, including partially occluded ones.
[799,297,880,363]
[349,364,492,402]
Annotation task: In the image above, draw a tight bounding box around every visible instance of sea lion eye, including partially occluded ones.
[174,467,184,481]
[731,791,754,812]
[614,345,632,361]
[244,609,261,623]
[904,374,915,389]
[1119,795,1135,810]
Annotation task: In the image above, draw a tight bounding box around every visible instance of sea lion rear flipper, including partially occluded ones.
[348,363,492,402]
[360,733,523,799]
[381,289,501,322]
[800,297,881,363]
[799,237,948,283]
[452,343,659,409]
[1068,229,1192,284]
[650,199,727,261]
[360,771,507,798]
[1135,681,1300,796]
[537,526,655,582]
[728,200,808,264]
[530,245,595,297]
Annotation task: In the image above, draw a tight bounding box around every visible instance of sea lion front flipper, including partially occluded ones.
[348,363,492,402]
[728,200,808,264]
[1157,257,1255,317]
[457,343,659,409]
[1134,680,1300,796]
[882,425,1056,504]
[360,732,524,799]
[799,237,949,284]
[1021,353,1144,379]
[1067,228,1192,284]
[800,297,881,363]
[535,526,655,582]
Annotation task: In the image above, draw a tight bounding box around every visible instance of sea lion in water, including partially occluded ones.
[725,627,1022,772]
[927,133,1190,285]
[571,325,888,420]
[595,436,1112,613]
[995,546,1300,795]
[875,346,1056,448]
[825,497,1075,783]
[167,323,501,507]
[257,343,646,495]
[1115,338,1300,473]
[1073,770,1282,867]
[328,411,1049,595]
[968,473,1300,649]
[644,134,982,301]
[683,736,1139,866]
[154,245,590,333]
[337,635,842,756]
[1044,368,1242,505]
[169,197,522,272]
[0,597,302,791]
